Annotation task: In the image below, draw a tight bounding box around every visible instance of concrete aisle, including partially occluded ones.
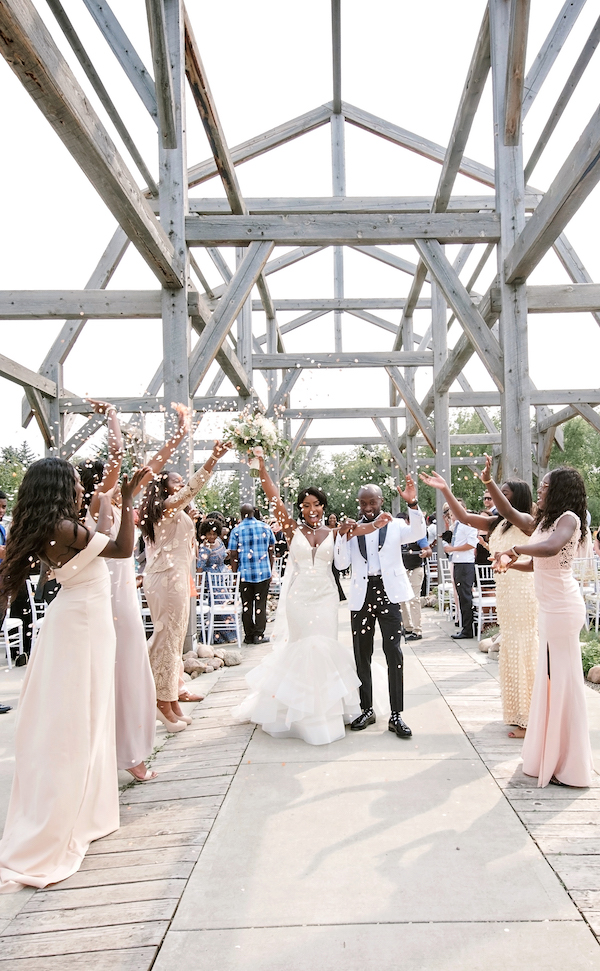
[153,606,600,971]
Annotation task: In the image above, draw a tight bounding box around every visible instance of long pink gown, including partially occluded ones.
[0,533,119,891]
[522,511,593,788]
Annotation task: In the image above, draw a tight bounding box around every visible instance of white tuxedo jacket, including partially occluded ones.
[334,509,427,611]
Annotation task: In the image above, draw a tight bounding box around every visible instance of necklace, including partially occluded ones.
[301,519,320,530]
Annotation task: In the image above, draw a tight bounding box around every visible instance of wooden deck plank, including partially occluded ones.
[79,844,203,871]
[22,879,186,913]
[86,832,209,855]
[3,899,176,935]
[42,862,195,890]
[0,922,169,959]
[0,948,157,970]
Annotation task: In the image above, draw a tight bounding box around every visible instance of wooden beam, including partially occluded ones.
[524,15,600,181]
[187,103,332,187]
[553,233,600,327]
[386,366,436,451]
[190,317,252,397]
[504,0,530,146]
[504,103,600,284]
[45,0,158,193]
[23,387,53,448]
[82,0,157,119]
[186,213,500,246]
[249,298,432,312]
[291,419,312,454]
[372,417,406,471]
[352,245,418,276]
[265,369,302,418]
[491,283,600,314]
[346,310,398,336]
[0,290,163,319]
[146,0,177,149]
[415,239,504,390]
[572,403,600,434]
[254,352,433,370]
[281,408,407,419]
[537,406,577,434]
[189,195,539,214]
[0,0,182,288]
[60,414,106,457]
[521,0,586,117]
[342,101,496,188]
[0,353,57,396]
[188,240,274,393]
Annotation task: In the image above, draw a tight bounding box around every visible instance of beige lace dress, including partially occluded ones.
[488,523,538,728]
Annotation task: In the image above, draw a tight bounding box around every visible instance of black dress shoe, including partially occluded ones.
[451,632,473,640]
[253,635,270,644]
[0,705,12,714]
[405,632,422,641]
[388,716,412,738]
[350,710,376,731]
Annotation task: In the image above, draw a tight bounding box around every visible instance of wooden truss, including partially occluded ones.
[1,0,600,515]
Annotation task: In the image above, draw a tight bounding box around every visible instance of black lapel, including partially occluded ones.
[357,533,367,561]
[378,524,388,551]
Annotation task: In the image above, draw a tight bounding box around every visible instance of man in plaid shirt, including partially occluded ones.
[228,505,275,644]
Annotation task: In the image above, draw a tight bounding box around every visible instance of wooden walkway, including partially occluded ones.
[1,616,600,967]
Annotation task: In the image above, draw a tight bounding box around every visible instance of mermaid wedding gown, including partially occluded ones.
[233,530,362,745]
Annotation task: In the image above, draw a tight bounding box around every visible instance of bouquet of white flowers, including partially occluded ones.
[223,408,284,477]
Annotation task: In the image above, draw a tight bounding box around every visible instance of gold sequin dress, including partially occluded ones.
[488,523,538,728]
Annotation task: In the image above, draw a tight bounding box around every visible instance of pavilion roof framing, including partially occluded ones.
[2,1,600,485]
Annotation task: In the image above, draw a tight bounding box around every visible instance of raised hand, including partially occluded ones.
[172,402,191,434]
[253,445,265,459]
[212,440,231,459]
[374,511,393,527]
[419,470,448,490]
[397,473,417,504]
[87,398,115,416]
[338,518,357,536]
[122,467,151,498]
[476,453,493,484]
[491,549,516,573]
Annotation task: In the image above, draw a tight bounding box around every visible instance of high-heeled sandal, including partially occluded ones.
[156,707,187,733]
[174,712,192,725]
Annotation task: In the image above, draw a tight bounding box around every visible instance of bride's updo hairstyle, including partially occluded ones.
[297,486,328,512]
[536,466,588,539]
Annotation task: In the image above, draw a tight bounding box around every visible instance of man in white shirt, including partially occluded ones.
[444,512,478,640]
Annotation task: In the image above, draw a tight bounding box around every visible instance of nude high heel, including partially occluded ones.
[156,707,187,732]
[176,712,192,725]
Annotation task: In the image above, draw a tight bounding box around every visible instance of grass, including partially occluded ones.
[581,627,600,676]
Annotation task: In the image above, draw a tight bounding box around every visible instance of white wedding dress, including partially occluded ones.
[232,530,362,745]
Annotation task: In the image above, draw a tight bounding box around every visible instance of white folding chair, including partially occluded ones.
[437,559,455,618]
[137,586,154,637]
[195,571,210,644]
[473,565,498,641]
[25,578,46,655]
[583,560,600,633]
[0,615,24,669]
[207,571,243,647]
[269,555,285,596]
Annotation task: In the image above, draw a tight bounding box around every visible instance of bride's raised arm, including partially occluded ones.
[254,447,297,538]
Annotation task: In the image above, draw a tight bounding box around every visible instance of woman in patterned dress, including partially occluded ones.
[420,463,538,737]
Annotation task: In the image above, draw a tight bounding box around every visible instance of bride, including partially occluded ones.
[232,447,391,745]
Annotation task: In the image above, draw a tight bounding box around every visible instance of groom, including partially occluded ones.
[334,476,426,738]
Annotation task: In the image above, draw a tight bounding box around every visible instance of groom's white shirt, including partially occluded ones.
[334,508,427,611]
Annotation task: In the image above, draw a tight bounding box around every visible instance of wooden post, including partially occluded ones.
[432,282,450,540]
[490,0,532,483]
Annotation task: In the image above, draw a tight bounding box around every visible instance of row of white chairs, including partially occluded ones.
[138,570,244,648]
[572,557,600,632]
[0,578,47,667]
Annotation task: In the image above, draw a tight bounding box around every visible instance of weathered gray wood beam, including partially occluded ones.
[415,239,504,390]
[188,240,274,393]
[346,310,398,336]
[416,433,501,446]
[505,103,600,284]
[291,419,312,454]
[190,317,251,397]
[60,415,105,458]
[186,213,500,246]
[255,311,328,346]
[352,245,418,276]
[525,16,600,181]
[250,298,432,312]
[23,388,53,448]
[371,417,406,471]
[553,234,600,327]
[45,0,158,194]
[448,390,600,407]
[282,408,407,419]
[521,0,587,118]
[572,403,600,434]
[0,0,182,288]
[265,369,302,418]
[490,283,600,314]
[386,366,436,452]
[297,445,318,477]
[504,0,530,145]
[342,102,496,188]
[187,103,332,187]
[81,0,157,120]
[146,0,177,149]
[0,291,163,319]
[254,352,433,370]
[456,373,498,435]
[0,353,56,396]
[188,195,542,214]
[537,406,577,434]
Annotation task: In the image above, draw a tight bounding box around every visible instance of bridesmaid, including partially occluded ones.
[489,464,593,788]
[420,462,538,738]
[139,441,230,731]
[80,401,192,780]
[0,459,147,891]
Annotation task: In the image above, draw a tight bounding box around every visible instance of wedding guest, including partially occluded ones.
[140,442,230,731]
[442,499,477,640]
[228,505,275,645]
[0,459,147,891]
[197,519,236,644]
[421,464,538,737]
[489,464,593,787]
[397,511,431,641]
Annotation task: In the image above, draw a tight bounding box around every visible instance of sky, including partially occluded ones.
[0,0,599,462]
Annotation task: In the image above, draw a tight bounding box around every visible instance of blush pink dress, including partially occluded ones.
[521,511,593,788]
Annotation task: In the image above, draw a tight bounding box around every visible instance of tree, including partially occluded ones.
[549,416,600,526]
[0,442,38,509]
[416,410,497,515]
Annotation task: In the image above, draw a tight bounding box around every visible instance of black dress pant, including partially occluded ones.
[453,562,475,636]
[240,578,270,640]
[351,577,405,712]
